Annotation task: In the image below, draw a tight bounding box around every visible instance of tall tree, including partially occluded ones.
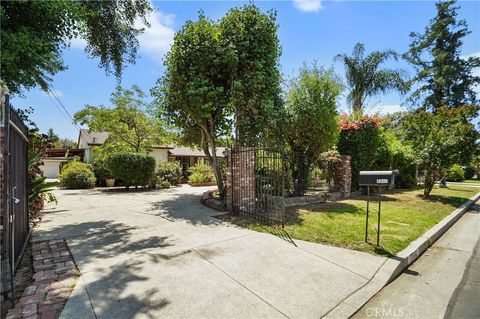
[219,5,282,145]
[46,128,59,143]
[402,106,478,198]
[152,14,231,197]
[75,85,166,153]
[336,43,408,115]
[284,65,342,196]
[152,5,282,197]
[403,0,480,112]
[1,0,152,95]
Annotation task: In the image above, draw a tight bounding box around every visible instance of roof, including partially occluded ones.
[77,130,225,157]
[169,146,226,157]
[78,129,109,146]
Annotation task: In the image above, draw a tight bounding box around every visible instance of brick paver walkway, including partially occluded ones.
[6,239,79,319]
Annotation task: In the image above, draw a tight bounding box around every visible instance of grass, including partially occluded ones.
[227,185,479,256]
[459,179,480,184]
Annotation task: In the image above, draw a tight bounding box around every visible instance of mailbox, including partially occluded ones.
[359,171,395,189]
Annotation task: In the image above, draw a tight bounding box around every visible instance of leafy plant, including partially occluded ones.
[91,158,113,186]
[445,164,465,182]
[188,165,215,184]
[161,181,171,189]
[337,114,381,189]
[106,152,156,189]
[157,161,182,186]
[464,166,475,180]
[284,65,342,196]
[59,162,96,189]
[319,150,343,187]
[28,152,58,221]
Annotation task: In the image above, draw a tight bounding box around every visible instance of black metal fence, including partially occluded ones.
[1,93,29,300]
[229,146,286,225]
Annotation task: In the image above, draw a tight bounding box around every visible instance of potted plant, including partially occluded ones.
[105,175,115,187]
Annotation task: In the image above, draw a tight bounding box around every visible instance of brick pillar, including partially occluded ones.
[338,155,352,198]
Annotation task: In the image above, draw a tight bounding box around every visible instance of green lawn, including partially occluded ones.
[459,179,480,184]
[228,185,479,256]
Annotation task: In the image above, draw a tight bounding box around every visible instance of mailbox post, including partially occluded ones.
[359,171,395,246]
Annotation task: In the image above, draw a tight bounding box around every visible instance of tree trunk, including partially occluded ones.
[201,132,225,199]
[291,155,309,196]
[423,168,437,199]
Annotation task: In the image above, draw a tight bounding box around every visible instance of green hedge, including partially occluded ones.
[106,152,156,188]
[59,162,96,189]
[157,161,182,185]
[338,116,381,189]
[445,164,464,182]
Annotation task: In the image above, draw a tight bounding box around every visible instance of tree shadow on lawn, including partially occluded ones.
[285,202,364,223]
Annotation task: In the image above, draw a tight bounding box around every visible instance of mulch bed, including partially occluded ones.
[6,239,79,319]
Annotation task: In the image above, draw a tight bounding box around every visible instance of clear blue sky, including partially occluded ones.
[11,0,480,141]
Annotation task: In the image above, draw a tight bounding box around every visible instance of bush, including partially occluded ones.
[157,161,182,185]
[59,162,95,189]
[372,131,416,188]
[91,158,113,186]
[188,164,215,184]
[337,115,381,189]
[161,181,171,189]
[106,152,156,188]
[464,166,475,180]
[319,150,343,186]
[445,164,464,182]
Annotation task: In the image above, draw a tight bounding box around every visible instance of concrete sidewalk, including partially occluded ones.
[35,185,386,319]
[352,205,480,319]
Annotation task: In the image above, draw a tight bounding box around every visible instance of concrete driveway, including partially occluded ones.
[35,185,386,319]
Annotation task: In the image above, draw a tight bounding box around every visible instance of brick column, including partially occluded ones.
[337,155,352,198]
[226,147,256,214]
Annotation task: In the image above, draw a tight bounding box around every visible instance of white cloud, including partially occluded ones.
[293,0,323,13]
[136,9,175,63]
[69,37,87,50]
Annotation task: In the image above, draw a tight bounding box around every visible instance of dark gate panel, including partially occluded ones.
[229,146,285,225]
[1,93,29,299]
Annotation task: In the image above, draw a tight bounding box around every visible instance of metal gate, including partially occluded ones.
[229,146,286,225]
[1,92,29,298]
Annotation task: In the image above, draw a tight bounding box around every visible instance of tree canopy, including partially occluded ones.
[336,43,408,115]
[404,0,480,112]
[74,85,166,154]
[152,5,282,197]
[284,65,342,196]
[1,0,152,95]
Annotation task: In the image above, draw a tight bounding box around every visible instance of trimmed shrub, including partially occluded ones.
[91,158,113,186]
[337,115,381,189]
[161,181,171,189]
[464,166,475,180]
[106,152,156,188]
[59,162,95,189]
[445,164,464,182]
[188,164,215,184]
[157,161,182,185]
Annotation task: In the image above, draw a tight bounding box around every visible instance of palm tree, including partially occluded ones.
[336,43,408,114]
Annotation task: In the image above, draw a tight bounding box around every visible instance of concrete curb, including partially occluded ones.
[323,191,480,319]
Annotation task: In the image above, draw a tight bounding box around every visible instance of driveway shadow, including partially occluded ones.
[150,192,225,226]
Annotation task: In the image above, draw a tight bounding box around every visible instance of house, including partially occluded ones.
[40,148,85,178]
[76,129,225,173]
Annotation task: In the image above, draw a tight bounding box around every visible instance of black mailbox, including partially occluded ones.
[359,171,395,189]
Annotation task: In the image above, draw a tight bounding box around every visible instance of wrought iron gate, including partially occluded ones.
[229,146,286,225]
[1,92,29,299]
